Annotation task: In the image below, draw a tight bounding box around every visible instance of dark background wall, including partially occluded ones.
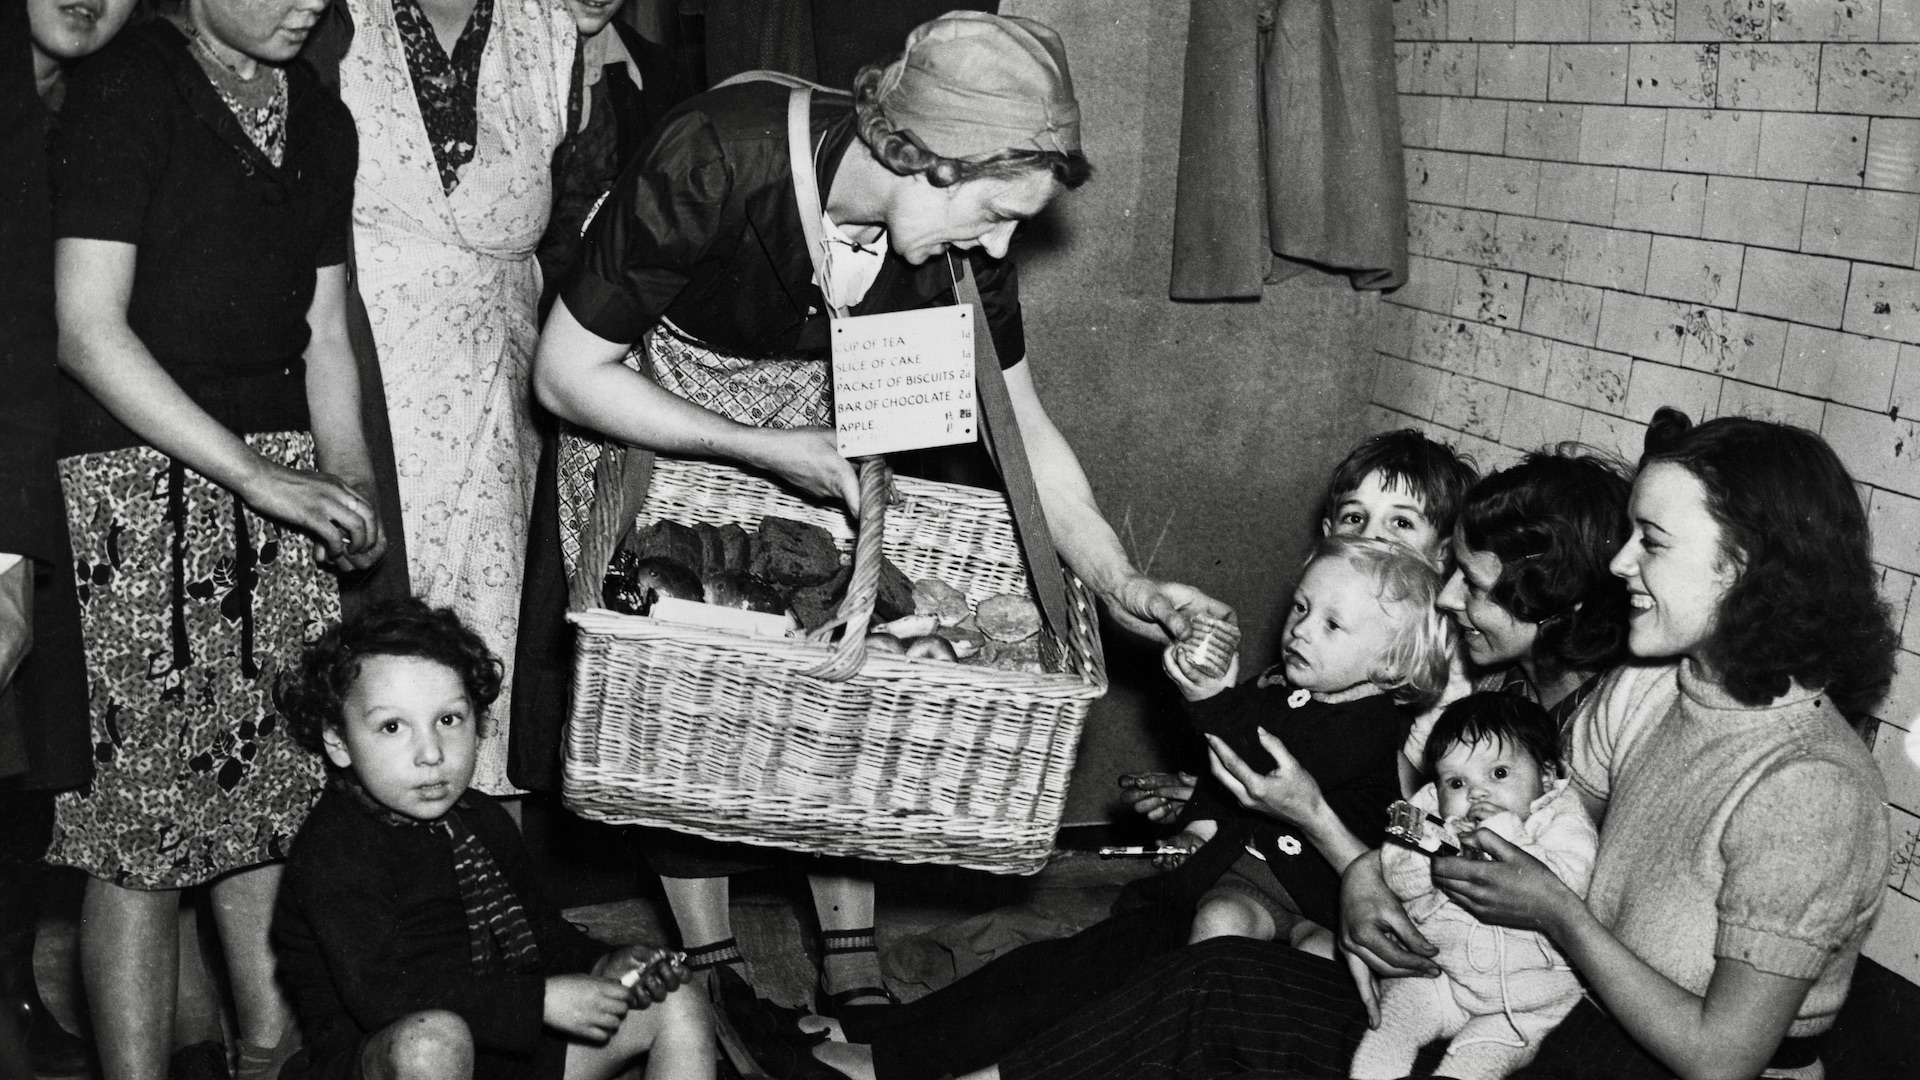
[1000,0,1383,822]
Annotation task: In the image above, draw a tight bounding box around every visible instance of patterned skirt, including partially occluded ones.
[49,434,338,889]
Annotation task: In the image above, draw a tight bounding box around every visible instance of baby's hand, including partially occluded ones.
[1154,820,1217,870]
[1161,634,1240,701]
[543,973,630,1042]
[1118,771,1197,823]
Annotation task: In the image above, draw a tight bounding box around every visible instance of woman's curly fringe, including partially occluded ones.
[849,63,1092,189]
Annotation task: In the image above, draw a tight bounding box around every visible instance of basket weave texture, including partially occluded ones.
[563,456,1108,875]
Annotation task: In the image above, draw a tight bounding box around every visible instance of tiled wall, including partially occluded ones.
[1371,0,1920,983]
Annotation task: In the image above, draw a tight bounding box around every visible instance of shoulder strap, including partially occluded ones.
[785,85,848,319]
[953,258,1071,641]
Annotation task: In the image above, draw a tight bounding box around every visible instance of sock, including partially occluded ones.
[819,929,889,1005]
[234,1026,301,1080]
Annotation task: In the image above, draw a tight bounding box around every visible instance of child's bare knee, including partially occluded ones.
[372,1010,473,1080]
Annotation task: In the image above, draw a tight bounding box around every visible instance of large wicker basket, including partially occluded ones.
[561,454,1108,875]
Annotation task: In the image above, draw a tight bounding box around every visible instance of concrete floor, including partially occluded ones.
[29,836,1154,1079]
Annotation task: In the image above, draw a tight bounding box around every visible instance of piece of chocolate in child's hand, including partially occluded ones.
[1384,800,1462,858]
[1179,612,1238,679]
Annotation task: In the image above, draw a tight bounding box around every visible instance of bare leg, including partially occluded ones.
[174,903,225,1049]
[81,877,181,1080]
[207,864,293,1048]
[1186,892,1278,945]
[360,1010,473,1080]
[660,877,733,951]
[564,983,714,1080]
[807,874,884,1004]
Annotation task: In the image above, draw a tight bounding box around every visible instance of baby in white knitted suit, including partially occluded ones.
[1350,692,1598,1080]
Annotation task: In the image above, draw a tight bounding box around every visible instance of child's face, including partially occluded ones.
[323,654,478,822]
[1323,471,1444,564]
[1434,736,1548,826]
[1281,555,1406,697]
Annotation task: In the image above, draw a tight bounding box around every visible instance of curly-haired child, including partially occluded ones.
[269,598,714,1080]
[1162,535,1454,956]
[1349,691,1597,1080]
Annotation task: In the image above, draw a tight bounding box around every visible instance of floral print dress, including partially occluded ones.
[340,0,573,794]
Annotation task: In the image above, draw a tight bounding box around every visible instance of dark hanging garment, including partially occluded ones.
[808,0,997,90]
[700,0,818,84]
[1171,0,1407,298]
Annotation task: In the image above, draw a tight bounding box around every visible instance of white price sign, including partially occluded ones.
[831,305,977,457]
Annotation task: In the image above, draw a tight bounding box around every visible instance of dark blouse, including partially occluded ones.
[563,80,1027,367]
[50,19,356,458]
[1178,674,1407,930]
[273,784,606,1080]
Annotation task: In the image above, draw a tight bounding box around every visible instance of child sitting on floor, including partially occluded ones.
[1120,428,1475,822]
[1349,692,1597,1080]
[1160,535,1452,957]
[270,599,714,1080]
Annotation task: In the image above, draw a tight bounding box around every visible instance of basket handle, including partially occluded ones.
[570,441,656,613]
[799,456,892,680]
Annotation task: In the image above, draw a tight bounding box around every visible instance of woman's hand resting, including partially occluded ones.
[1430,828,1586,938]
[236,461,385,574]
[755,428,862,513]
[1338,849,1439,980]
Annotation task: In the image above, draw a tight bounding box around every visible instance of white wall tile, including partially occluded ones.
[1549,43,1632,103]
[1871,487,1920,576]
[1579,104,1670,167]
[1479,43,1551,98]
[1474,325,1556,394]
[1738,247,1852,328]
[1577,407,1651,457]
[1507,103,1585,161]
[1625,357,1724,419]
[1823,402,1920,495]
[1782,323,1902,408]
[1890,343,1920,418]
[1626,43,1721,106]
[1425,206,1503,264]
[1434,372,1513,439]
[1867,118,1920,192]
[1719,378,1828,427]
[1394,0,1451,40]
[1771,0,1881,42]
[1502,390,1586,451]
[1451,0,1518,40]
[1675,0,1773,40]
[1864,885,1920,983]
[1886,0,1920,39]
[1844,265,1920,344]
[1645,235,1746,305]
[1888,803,1920,894]
[1375,354,1448,421]
[1598,289,1693,363]
[1591,0,1680,41]
[1613,168,1709,234]
[1701,175,1809,249]
[1715,43,1825,109]
[1409,43,1484,96]
[1408,149,1473,204]
[1436,97,1512,154]
[1802,186,1920,266]
[1522,279,1606,343]
[1677,307,1791,383]
[1545,339,1634,409]
[1462,155,1543,215]
[1661,109,1762,175]
[1516,0,1589,39]
[1757,112,1871,185]
[1820,43,1920,116]
[1537,161,1623,224]
[1564,223,1655,289]
[1493,215,1571,276]
[1453,265,1530,328]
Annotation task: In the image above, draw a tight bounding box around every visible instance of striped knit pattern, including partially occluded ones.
[440,812,542,973]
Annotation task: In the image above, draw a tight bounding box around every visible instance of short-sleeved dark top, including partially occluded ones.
[51,19,357,458]
[562,80,1027,367]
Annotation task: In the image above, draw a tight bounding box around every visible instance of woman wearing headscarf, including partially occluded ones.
[525,7,1231,1034]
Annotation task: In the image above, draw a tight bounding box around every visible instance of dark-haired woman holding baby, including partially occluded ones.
[957,407,1893,1080]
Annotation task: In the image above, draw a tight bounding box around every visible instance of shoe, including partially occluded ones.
[709,966,835,1080]
[169,1040,232,1080]
[814,928,899,1019]
[3,960,90,1077]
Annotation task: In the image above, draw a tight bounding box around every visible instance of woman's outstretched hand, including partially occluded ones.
[237,462,385,573]
[1338,849,1439,980]
[1204,728,1326,829]
[1430,828,1583,937]
[1107,574,1234,645]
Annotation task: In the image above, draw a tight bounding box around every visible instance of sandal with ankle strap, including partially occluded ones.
[814,929,900,1018]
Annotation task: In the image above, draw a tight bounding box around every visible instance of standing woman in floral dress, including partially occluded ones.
[47,0,388,1077]
[339,0,572,795]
